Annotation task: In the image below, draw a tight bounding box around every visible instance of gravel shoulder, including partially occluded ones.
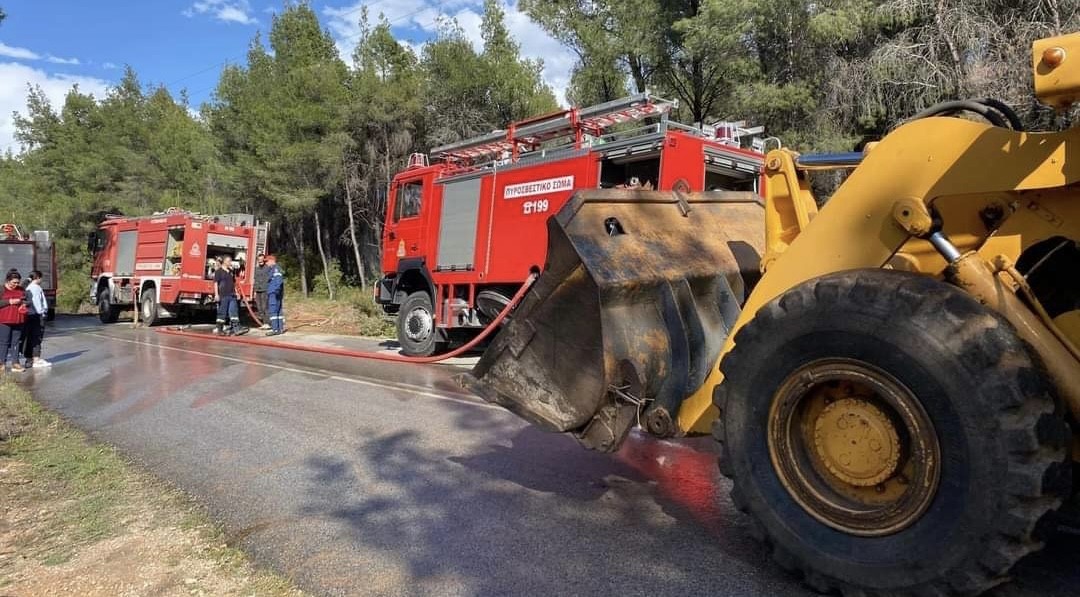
[0,377,304,597]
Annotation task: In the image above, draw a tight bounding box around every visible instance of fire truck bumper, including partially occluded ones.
[461,189,765,451]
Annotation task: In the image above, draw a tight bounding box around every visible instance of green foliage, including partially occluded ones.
[479,0,558,124]
[0,0,1075,323]
[350,292,396,337]
[310,258,344,298]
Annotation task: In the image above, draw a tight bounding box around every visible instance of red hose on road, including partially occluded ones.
[156,274,537,364]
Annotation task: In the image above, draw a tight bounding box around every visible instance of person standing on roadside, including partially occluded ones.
[0,270,27,372]
[253,253,271,330]
[213,256,241,335]
[21,270,49,368]
[265,254,285,336]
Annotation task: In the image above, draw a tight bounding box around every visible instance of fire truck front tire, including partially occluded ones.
[97,289,120,324]
[397,291,444,357]
[140,292,159,326]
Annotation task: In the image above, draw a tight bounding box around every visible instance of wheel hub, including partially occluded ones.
[813,398,901,487]
[768,358,940,537]
[405,307,433,342]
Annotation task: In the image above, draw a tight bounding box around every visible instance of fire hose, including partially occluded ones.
[156,274,537,364]
[238,286,264,328]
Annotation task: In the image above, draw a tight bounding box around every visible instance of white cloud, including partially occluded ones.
[0,42,39,61]
[0,42,81,66]
[323,0,436,62]
[0,62,111,154]
[502,3,573,106]
[45,55,80,65]
[184,0,257,25]
[322,1,573,105]
[103,62,119,70]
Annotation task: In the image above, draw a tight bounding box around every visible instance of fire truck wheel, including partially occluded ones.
[476,290,512,325]
[97,289,119,324]
[397,291,443,357]
[140,292,159,327]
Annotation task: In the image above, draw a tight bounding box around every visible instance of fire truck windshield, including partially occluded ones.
[395,181,422,221]
[87,230,105,254]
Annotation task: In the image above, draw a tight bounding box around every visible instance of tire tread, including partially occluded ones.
[714,270,1067,596]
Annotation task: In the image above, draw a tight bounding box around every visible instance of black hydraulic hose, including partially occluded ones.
[910,100,1009,129]
[978,98,1024,131]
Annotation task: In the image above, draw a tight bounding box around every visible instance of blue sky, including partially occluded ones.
[0,1,573,152]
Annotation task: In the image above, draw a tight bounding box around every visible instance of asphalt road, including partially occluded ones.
[17,315,1080,597]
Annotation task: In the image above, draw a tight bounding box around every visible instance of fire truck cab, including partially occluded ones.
[89,209,268,326]
[0,223,57,320]
[377,93,766,356]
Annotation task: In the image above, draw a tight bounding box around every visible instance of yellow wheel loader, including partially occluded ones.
[462,33,1080,595]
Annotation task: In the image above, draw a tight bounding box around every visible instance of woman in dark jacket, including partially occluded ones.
[0,270,27,372]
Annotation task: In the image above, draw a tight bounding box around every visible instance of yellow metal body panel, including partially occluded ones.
[1035,33,1080,108]
[677,117,1080,434]
[762,151,818,271]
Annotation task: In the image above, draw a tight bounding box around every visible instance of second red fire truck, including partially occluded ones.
[89,209,268,325]
[0,223,57,320]
[377,93,767,355]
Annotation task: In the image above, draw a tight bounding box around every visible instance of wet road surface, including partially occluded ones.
[18,316,1080,596]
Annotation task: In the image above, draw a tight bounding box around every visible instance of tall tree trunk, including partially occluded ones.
[383,123,393,199]
[934,0,965,97]
[313,210,334,300]
[290,218,309,297]
[342,158,366,290]
[1048,0,1062,35]
[627,54,647,92]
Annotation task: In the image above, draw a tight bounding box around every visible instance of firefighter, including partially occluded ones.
[253,253,271,330]
[213,256,242,335]
[265,254,285,336]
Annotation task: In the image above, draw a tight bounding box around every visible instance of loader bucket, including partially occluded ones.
[462,190,765,452]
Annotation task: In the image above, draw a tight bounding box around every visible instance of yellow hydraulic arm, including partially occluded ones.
[676,33,1080,434]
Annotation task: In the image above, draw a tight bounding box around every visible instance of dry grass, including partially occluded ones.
[281,289,395,338]
[0,378,303,596]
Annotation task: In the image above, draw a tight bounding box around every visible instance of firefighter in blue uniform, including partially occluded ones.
[213,256,244,335]
[265,254,285,336]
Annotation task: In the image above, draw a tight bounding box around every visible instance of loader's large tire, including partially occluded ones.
[714,269,1071,596]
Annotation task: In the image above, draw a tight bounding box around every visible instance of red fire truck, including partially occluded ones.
[89,209,268,325]
[377,94,767,355]
[0,223,57,320]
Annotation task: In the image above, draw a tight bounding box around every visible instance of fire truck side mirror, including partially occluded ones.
[86,231,99,254]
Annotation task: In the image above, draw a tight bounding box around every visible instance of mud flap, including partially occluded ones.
[461,190,765,452]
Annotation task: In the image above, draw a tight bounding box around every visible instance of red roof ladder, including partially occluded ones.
[431,93,677,167]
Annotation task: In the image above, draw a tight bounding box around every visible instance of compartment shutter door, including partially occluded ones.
[436,177,482,270]
[117,231,137,276]
[0,244,33,278]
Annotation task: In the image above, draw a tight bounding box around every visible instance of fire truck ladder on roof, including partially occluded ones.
[431,93,677,166]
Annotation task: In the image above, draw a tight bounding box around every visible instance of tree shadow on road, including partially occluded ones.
[293,393,1080,597]
[296,401,800,596]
